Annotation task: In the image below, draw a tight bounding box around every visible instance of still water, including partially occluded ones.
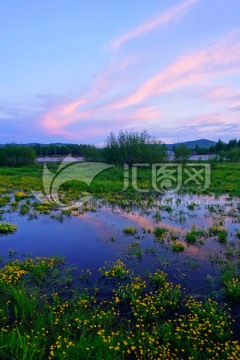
[1,193,240,296]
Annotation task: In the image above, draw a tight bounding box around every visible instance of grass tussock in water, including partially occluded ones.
[0,223,18,235]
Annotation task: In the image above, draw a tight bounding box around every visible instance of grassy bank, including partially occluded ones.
[0,162,240,198]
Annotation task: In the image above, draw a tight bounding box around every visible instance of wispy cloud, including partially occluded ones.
[230,105,240,112]
[154,114,240,142]
[106,0,199,50]
[203,85,240,110]
[40,6,240,142]
[41,57,134,135]
[42,1,199,138]
[105,30,240,111]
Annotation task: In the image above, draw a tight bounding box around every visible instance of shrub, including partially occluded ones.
[103,130,167,166]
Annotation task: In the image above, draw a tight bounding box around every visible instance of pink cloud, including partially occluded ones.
[126,105,162,121]
[204,85,240,107]
[41,24,240,142]
[106,0,199,50]
[106,30,240,111]
[155,113,240,142]
[42,58,134,135]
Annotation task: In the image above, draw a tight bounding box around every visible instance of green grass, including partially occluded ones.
[185,225,207,245]
[209,226,228,244]
[1,162,240,358]
[122,226,137,236]
[99,259,131,279]
[0,257,239,359]
[0,223,18,235]
[153,226,168,239]
[223,277,240,303]
[171,241,185,253]
[0,162,240,201]
[14,191,30,202]
[0,195,11,207]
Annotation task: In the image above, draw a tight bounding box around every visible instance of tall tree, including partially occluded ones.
[173,144,191,164]
[103,130,167,166]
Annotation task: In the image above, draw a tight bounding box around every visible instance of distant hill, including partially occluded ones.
[0,143,80,147]
[23,143,71,147]
[0,139,216,150]
[166,139,216,150]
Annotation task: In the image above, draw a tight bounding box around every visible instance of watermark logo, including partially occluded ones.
[152,164,182,193]
[33,159,211,208]
[123,163,211,193]
[32,155,112,209]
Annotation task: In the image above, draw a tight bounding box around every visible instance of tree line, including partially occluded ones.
[0,144,36,166]
[0,143,104,166]
[208,139,240,162]
[33,143,102,159]
[0,132,196,167]
[191,139,240,162]
[1,133,240,167]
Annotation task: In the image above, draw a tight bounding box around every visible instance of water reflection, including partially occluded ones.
[1,193,240,296]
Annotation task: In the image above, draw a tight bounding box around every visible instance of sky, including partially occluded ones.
[0,0,240,145]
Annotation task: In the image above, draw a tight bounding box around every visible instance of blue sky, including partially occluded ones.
[0,0,240,144]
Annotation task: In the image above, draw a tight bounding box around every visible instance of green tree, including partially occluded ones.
[215,139,226,153]
[226,148,240,162]
[227,139,238,150]
[0,144,36,166]
[173,144,191,164]
[103,130,167,166]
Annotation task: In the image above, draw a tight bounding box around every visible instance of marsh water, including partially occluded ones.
[36,154,211,163]
[1,193,240,298]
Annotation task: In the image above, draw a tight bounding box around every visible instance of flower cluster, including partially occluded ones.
[99,259,131,279]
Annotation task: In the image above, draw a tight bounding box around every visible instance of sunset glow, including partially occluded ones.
[1,0,240,144]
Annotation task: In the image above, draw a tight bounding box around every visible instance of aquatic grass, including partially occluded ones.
[0,257,63,285]
[126,241,143,259]
[223,277,240,303]
[187,202,197,210]
[153,226,168,239]
[0,195,11,207]
[0,222,18,235]
[19,203,30,216]
[99,260,131,280]
[209,226,228,244]
[153,210,162,221]
[33,202,57,214]
[185,225,207,245]
[14,191,29,202]
[122,226,137,236]
[171,241,185,253]
[0,257,239,359]
[79,269,92,282]
[149,270,167,287]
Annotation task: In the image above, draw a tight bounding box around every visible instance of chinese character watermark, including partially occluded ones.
[123,163,211,193]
